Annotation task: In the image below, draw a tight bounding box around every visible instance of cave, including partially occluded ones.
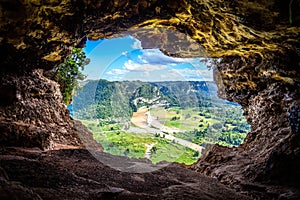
[71,35,251,166]
[0,0,300,199]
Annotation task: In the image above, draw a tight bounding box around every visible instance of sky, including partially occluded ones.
[83,36,213,82]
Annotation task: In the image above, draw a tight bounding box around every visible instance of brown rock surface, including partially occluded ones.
[0,147,252,200]
[191,53,300,196]
[0,70,101,150]
[0,0,300,199]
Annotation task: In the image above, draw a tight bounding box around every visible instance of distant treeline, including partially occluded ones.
[72,79,233,120]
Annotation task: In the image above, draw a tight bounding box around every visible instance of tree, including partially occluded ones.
[212,123,223,130]
[171,116,180,121]
[55,48,89,105]
[150,146,157,154]
[193,151,199,157]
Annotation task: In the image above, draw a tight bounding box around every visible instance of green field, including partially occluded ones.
[80,103,249,165]
[150,106,249,147]
[81,120,200,165]
[73,79,250,165]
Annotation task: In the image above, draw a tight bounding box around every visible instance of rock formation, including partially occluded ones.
[1,0,300,199]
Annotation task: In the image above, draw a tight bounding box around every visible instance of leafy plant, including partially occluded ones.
[55,48,89,105]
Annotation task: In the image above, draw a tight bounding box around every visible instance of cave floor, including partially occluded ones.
[0,147,251,200]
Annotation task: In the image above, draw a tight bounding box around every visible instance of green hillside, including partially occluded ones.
[71,79,250,152]
[73,79,224,121]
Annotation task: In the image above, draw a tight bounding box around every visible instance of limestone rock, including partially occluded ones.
[0,70,102,150]
[0,0,300,199]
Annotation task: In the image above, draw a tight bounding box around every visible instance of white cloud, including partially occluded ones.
[121,51,128,56]
[104,42,213,82]
[106,68,129,75]
[160,70,183,80]
[123,60,167,72]
[137,49,195,65]
[175,68,213,81]
[137,55,148,64]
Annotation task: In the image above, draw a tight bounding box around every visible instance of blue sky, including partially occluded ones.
[83,36,213,82]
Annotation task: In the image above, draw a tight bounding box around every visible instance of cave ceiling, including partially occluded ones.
[1,0,300,197]
[1,0,299,108]
[1,0,299,70]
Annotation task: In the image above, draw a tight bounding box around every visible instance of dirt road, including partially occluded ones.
[130,107,204,153]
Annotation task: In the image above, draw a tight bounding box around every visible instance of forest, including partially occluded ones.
[71,79,250,163]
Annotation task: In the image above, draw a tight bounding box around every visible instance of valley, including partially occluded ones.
[73,79,250,164]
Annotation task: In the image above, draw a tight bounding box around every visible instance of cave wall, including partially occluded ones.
[1,0,300,194]
[191,53,300,192]
[1,0,300,71]
[0,69,101,150]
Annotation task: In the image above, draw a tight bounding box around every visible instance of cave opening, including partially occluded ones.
[1,0,299,198]
[69,34,251,166]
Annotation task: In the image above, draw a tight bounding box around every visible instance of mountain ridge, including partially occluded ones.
[72,79,229,120]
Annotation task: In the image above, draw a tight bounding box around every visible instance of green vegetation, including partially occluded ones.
[94,131,155,158]
[82,120,199,164]
[74,80,146,120]
[95,79,134,120]
[55,48,89,105]
[73,80,219,121]
[73,79,250,165]
[151,106,249,147]
[150,141,199,164]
